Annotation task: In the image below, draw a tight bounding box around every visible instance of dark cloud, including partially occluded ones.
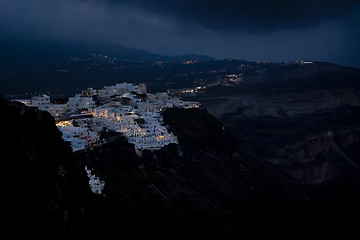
[0,0,359,67]
[101,0,360,31]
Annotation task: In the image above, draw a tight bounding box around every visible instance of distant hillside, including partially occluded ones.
[242,61,360,89]
[0,39,214,97]
[0,39,213,71]
[1,39,360,99]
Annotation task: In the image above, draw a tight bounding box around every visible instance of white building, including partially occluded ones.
[183,101,200,109]
[81,87,98,97]
[138,83,147,94]
[67,94,96,113]
[114,82,139,93]
[125,112,178,150]
[57,123,99,151]
[98,82,139,97]
[30,94,50,110]
[97,88,110,97]
[13,95,69,117]
[85,166,105,194]
[173,98,184,107]
[48,104,67,117]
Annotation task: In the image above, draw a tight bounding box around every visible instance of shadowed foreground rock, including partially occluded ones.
[0,96,92,236]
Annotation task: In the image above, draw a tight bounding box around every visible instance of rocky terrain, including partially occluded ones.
[185,60,360,186]
[196,86,360,119]
[0,95,93,236]
[74,108,309,238]
[192,85,360,184]
[225,105,360,184]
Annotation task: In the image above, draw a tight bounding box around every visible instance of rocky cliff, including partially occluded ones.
[184,85,360,236]
[192,86,360,185]
[199,87,360,119]
[221,104,360,185]
[0,95,92,236]
[74,107,311,238]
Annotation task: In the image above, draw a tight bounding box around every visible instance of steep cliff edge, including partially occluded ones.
[0,95,92,236]
[224,105,360,185]
[192,86,360,185]
[75,108,312,238]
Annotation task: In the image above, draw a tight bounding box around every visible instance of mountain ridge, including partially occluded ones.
[0,39,214,69]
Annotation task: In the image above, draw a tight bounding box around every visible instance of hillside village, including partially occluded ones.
[14,82,199,194]
[15,82,199,152]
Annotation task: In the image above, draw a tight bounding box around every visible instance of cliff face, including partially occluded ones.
[268,129,360,184]
[74,107,360,238]
[201,88,360,119]
[75,107,310,238]
[187,89,360,235]
[0,96,91,235]
[194,86,360,185]
[223,105,360,185]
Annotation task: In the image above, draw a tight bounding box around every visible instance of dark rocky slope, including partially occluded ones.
[75,108,315,238]
[192,85,360,185]
[0,96,92,236]
[222,105,360,184]
[190,84,360,236]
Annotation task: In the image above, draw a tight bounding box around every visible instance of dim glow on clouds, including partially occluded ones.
[0,0,359,67]
[0,0,173,40]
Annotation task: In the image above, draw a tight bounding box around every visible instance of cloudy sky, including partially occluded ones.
[1,0,360,67]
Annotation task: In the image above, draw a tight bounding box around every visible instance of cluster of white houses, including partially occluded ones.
[15,82,200,195]
[85,166,105,194]
[15,82,199,152]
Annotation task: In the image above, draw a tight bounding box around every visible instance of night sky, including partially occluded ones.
[1,0,360,67]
